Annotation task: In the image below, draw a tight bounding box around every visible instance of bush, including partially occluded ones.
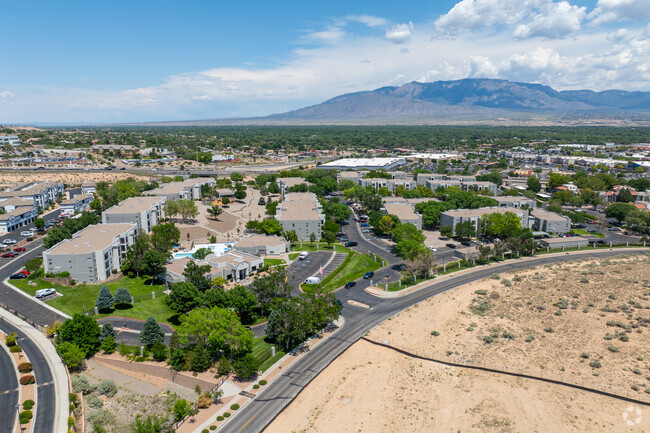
[69,393,78,404]
[501,279,512,287]
[259,380,267,385]
[211,426,217,431]
[58,271,70,277]
[490,274,500,280]
[19,410,32,424]
[20,375,35,385]
[216,416,224,421]
[619,333,630,342]
[482,336,494,344]
[589,360,602,368]
[18,362,32,373]
[98,380,117,397]
[22,400,35,410]
[71,375,95,395]
[151,342,168,362]
[233,353,257,379]
[555,299,569,309]
[10,345,22,353]
[474,289,488,295]
[430,330,440,337]
[203,430,209,433]
[118,342,130,356]
[5,332,17,346]
[101,337,116,354]
[525,335,534,342]
[223,412,231,418]
[502,331,514,340]
[544,327,554,333]
[230,404,239,411]
[607,345,619,352]
[197,393,212,409]
[217,357,232,376]
[253,384,260,389]
[87,395,103,409]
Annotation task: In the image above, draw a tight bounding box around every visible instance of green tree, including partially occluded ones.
[95,286,114,311]
[183,261,212,292]
[234,189,247,200]
[207,205,223,220]
[34,218,45,229]
[142,249,167,281]
[177,199,199,222]
[392,223,425,243]
[526,176,542,193]
[480,212,521,238]
[173,399,191,422]
[165,200,179,219]
[191,341,212,372]
[150,223,180,254]
[192,247,211,260]
[131,415,172,433]
[322,219,339,234]
[617,188,634,203]
[283,230,298,244]
[233,353,257,378]
[605,202,636,222]
[378,215,396,236]
[250,268,292,315]
[261,218,282,235]
[268,182,280,195]
[140,316,165,346]
[101,337,116,354]
[99,323,115,342]
[227,285,258,321]
[395,238,427,260]
[56,314,101,356]
[322,230,336,246]
[454,221,476,240]
[440,225,453,237]
[90,198,103,214]
[167,282,203,314]
[309,232,317,245]
[113,288,132,306]
[230,172,244,182]
[476,171,503,187]
[123,233,151,276]
[56,342,86,371]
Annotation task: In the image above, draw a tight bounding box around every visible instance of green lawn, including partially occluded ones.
[570,229,605,238]
[304,252,383,293]
[263,258,286,267]
[288,253,300,261]
[251,337,286,372]
[11,276,177,325]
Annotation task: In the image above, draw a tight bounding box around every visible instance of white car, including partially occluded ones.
[428,246,438,252]
[20,231,33,236]
[35,288,56,298]
[4,239,17,244]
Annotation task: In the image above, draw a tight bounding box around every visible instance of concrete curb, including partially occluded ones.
[1,331,22,433]
[0,309,69,433]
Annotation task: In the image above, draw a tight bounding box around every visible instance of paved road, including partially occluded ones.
[219,248,650,433]
[0,209,62,247]
[0,334,19,433]
[284,251,332,295]
[0,319,56,433]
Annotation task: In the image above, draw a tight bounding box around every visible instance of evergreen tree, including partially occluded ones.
[95,286,114,311]
[191,342,212,372]
[113,287,132,306]
[99,323,115,342]
[140,316,165,346]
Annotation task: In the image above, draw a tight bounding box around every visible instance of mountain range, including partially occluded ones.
[135,79,650,126]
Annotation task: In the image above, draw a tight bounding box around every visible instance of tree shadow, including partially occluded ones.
[114,304,133,311]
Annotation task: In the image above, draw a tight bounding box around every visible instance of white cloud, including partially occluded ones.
[590,0,650,24]
[607,28,630,42]
[385,22,414,44]
[513,2,586,39]
[0,90,15,100]
[435,0,542,34]
[305,27,345,43]
[346,15,388,28]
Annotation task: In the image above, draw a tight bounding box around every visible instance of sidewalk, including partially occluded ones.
[0,308,69,433]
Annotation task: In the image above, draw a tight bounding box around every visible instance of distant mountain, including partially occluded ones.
[258,79,650,124]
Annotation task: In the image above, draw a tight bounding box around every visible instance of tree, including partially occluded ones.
[309,232,317,245]
[191,341,212,372]
[234,189,247,200]
[440,225,453,237]
[183,261,212,292]
[526,176,542,193]
[167,282,203,314]
[140,316,165,346]
[142,249,167,281]
[261,218,282,235]
[113,287,132,306]
[56,342,86,371]
[395,238,427,260]
[173,399,191,422]
[165,200,179,219]
[480,212,521,238]
[454,221,476,240]
[230,172,244,182]
[177,199,199,222]
[617,188,634,203]
[605,202,636,222]
[268,182,280,195]
[131,415,172,433]
[207,205,223,220]
[99,323,115,342]
[233,353,257,378]
[476,171,503,187]
[34,218,45,229]
[95,286,114,311]
[101,336,116,354]
[123,233,151,276]
[283,230,298,244]
[150,223,180,254]
[56,314,101,357]
[192,247,211,260]
[227,285,258,321]
[90,198,103,214]
[221,196,231,206]
[393,223,425,244]
[250,268,292,315]
[378,215,396,236]
[203,287,230,309]
[626,209,650,234]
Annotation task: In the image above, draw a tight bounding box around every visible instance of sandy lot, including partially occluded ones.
[0,171,151,186]
[267,254,650,433]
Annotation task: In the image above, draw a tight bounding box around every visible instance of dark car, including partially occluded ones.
[9,273,27,279]
[446,243,457,249]
[363,271,374,279]
[461,241,472,247]
[1,252,17,258]
[344,241,358,247]
[344,281,356,289]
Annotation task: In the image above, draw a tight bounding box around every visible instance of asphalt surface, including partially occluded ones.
[219,248,650,433]
[0,319,56,433]
[0,333,19,433]
[97,317,173,345]
[0,209,62,247]
[284,251,332,295]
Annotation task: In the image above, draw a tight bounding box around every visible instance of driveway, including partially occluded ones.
[284,251,332,296]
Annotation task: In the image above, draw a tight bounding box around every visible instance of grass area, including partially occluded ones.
[303,252,383,293]
[252,337,286,372]
[263,258,286,267]
[288,253,300,261]
[11,276,177,325]
[570,229,606,238]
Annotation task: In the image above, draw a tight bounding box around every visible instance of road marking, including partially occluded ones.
[347,300,369,309]
[236,414,257,433]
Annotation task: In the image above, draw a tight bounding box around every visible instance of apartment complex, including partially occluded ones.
[383,201,422,230]
[276,177,311,199]
[165,251,263,285]
[359,178,417,193]
[491,196,537,209]
[235,234,290,256]
[43,223,138,283]
[60,193,93,216]
[0,198,38,233]
[529,208,571,233]
[102,196,166,233]
[144,178,215,201]
[0,181,64,209]
[440,207,529,234]
[275,192,324,241]
[81,180,97,195]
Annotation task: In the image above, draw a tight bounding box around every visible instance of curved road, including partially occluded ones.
[219,248,650,433]
[0,335,19,433]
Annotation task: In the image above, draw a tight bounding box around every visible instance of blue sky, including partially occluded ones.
[1,0,649,123]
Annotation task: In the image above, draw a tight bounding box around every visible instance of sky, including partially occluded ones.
[1,0,650,123]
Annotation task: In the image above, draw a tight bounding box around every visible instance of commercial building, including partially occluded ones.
[491,196,536,209]
[43,223,138,283]
[383,201,422,230]
[528,208,571,234]
[235,235,290,256]
[275,192,324,241]
[403,153,460,162]
[440,207,528,235]
[317,157,406,171]
[539,236,589,249]
[0,135,21,147]
[60,193,93,216]
[102,196,166,233]
[144,178,216,201]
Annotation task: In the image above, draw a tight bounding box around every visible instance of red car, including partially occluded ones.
[18,270,30,275]
[13,247,25,252]
[1,252,16,258]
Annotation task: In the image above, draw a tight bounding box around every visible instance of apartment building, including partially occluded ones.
[491,196,537,209]
[440,207,529,234]
[275,192,324,241]
[144,178,215,201]
[383,201,422,230]
[359,178,417,193]
[43,223,138,283]
[276,177,311,198]
[60,193,93,216]
[0,180,64,209]
[102,196,166,233]
[529,208,571,234]
[0,198,38,233]
[81,180,96,195]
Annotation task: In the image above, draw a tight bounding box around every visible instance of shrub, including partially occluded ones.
[631,384,640,391]
[544,327,554,333]
[197,393,212,409]
[98,380,117,397]
[580,353,590,359]
[20,375,35,385]
[69,393,78,404]
[259,380,267,386]
[223,412,231,418]
[87,395,103,409]
[607,345,619,352]
[22,400,35,410]
[589,360,602,368]
[430,330,440,337]
[151,342,168,362]
[211,426,217,431]
[490,274,500,280]
[474,289,488,295]
[555,299,569,309]
[19,410,32,424]
[216,416,224,421]
[101,337,116,354]
[10,345,22,353]
[18,362,32,373]
[71,375,95,395]
[233,353,257,378]
[525,335,534,343]
[501,279,512,287]
[118,342,130,356]
[5,332,17,346]
[58,271,70,277]
[253,384,260,389]
[604,333,613,340]
[70,279,76,285]
[502,331,514,340]
[230,404,239,411]
[619,333,630,342]
[217,357,232,376]
[632,368,642,375]
[482,336,494,344]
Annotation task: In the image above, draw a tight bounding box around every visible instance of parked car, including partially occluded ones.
[428,246,437,252]
[339,237,349,243]
[588,229,598,233]
[21,231,33,236]
[18,270,30,275]
[361,229,372,233]
[345,241,358,247]
[461,241,472,247]
[363,271,374,279]
[13,247,26,252]
[344,281,356,289]
[2,252,17,258]
[9,273,27,279]
[445,243,457,249]
[4,239,17,244]
[608,227,620,231]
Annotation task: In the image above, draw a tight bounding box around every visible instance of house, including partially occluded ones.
[440,207,529,235]
[528,208,571,234]
[102,196,166,233]
[235,235,290,256]
[275,192,324,241]
[144,178,216,201]
[43,223,138,283]
[60,193,93,216]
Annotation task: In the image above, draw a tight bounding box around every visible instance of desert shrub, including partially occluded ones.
[536,305,546,311]
[513,275,522,282]
[544,326,554,333]
[501,279,512,287]
[10,345,23,353]
[223,412,231,418]
[20,375,35,385]
[607,345,619,352]
[22,400,35,410]
[589,360,602,368]
[580,353,590,359]
[87,395,103,409]
[430,330,440,336]
[489,292,500,300]
[5,332,17,346]
[609,293,617,300]
[71,375,95,394]
[482,335,494,344]
[470,300,491,315]
[259,380,267,385]
[604,333,613,340]
[197,393,212,409]
[230,404,239,410]
[18,362,32,373]
[216,416,224,421]
[525,335,534,342]
[619,333,630,342]
[554,310,562,316]
[474,289,488,295]
[632,368,642,375]
[98,380,117,397]
[502,331,514,340]
[555,299,569,309]
[490,274,500,280]
[87,409,114,426]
